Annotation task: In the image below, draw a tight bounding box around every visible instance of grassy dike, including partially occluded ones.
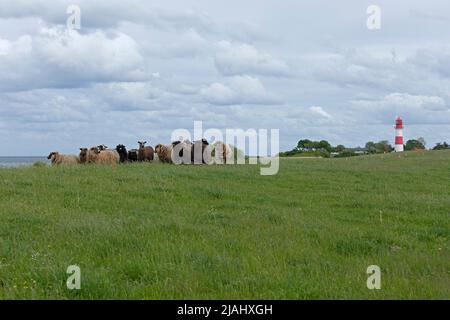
[0,150,449,299]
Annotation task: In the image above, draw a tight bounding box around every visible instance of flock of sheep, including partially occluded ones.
[47,139,232,166]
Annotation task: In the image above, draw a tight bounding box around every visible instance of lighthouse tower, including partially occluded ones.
[394,116,404,152]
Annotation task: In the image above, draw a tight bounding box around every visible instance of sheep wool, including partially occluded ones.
[87,147,100,163]
[155,144,173,163]
[95,149,120,165]
[48,152,79,166]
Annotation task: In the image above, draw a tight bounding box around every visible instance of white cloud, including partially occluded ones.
[353,93,447,111]
[143,28,210,59]
[309,106,332,119]
[0,26,146,91]
[214,41,290,77]
[199,82,234,105]
[200,75,279,105]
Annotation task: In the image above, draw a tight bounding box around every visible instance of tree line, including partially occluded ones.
[279,138,449,158]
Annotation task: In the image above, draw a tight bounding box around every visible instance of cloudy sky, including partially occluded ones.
[1,0,449,156]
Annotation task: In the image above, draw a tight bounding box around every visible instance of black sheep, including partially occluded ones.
[116,144,128,163]
[191,138,210,164]
[127,149,139,162]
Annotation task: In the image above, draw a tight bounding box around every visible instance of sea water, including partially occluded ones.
[0,157,49,168]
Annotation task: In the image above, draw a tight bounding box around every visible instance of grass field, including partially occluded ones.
[0,150,449,299]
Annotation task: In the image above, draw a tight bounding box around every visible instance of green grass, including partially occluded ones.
[0,150,449,299]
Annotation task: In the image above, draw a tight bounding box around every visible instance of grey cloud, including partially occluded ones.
[352,93,450,125]
[413,46,450,78]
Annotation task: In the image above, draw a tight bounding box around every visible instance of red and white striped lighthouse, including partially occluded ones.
[394,116,404,152]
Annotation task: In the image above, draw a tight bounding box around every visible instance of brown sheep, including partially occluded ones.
[95,149,120,165]
[79,148,89,164]
[47,152,79,166]
[137,141,154,161]
[79,147,100,164]
[88,147,100,163]
[155,144,173,163]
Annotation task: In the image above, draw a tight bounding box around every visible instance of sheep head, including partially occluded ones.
[79,148,88,163]
[90,147,100,154]
[97,144,108,151]
[138,141,147,149]
[116,144,126,153]
[47,151,58,160]
[155,144,163,154]
[128,149,138,159]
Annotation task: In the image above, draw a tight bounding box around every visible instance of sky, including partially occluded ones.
[0,0,449,156]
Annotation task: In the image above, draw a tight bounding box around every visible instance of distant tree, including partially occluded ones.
[375,140,394,153]
[297,139,332,151]
[365,140,393,153]
[318,140,332,152]
[297,139,313,151]
[405,139,426,151]
[309,140,320,150]
[365,141,377,154]
[418,137,426,148]
[290,138,362,156]
[432,142,449,150]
